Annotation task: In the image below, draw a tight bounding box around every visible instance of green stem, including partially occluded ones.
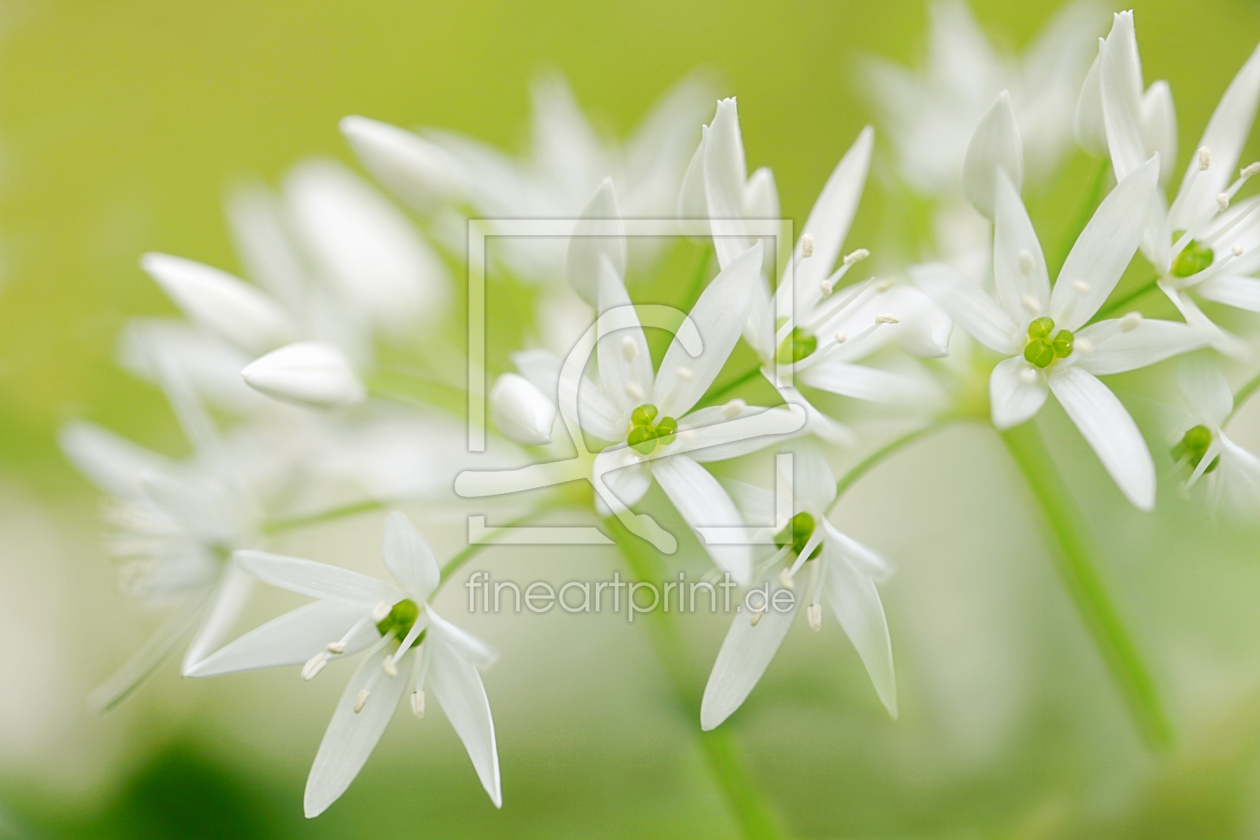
[682,246,714,313]
[1228,371,1260,422]
[438,509,549,586]
[368,369,468,414]
[1090,275,1160,325]
[829,419,961,510]
[263,499,392,536]
[1000,421,1174,751]
[695,365,764,411]
[605,515,789,840]
[1055,158,1109,271]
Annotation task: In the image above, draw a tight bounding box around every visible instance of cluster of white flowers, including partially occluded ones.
[65,4,1260,820]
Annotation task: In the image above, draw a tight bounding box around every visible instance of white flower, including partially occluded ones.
[1087,11,1260,356]
[690,98,951,445]
[489,372,556,446]
[702,442,896,729]
[188,512,501,817]
[861,0,1100,195]
[914,157,1205,510]
[242,341,367,410]
[1168,357,1260,517]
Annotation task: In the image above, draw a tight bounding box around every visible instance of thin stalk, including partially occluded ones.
[368,369,468,414]
[263,499,392,536]
[1001,421,1174,751]
[438,509,550,586]
[682,246,714,313]
[1228,371,1260,422]
[695,365,764,411]
[605,515,789,840]
[1055,158,1109,270]
[829,419,960,510]
[1090,275,1160,325]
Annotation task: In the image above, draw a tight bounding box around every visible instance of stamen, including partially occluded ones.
[779,568,795,590]
[875,313,899,324]
[1233,244,1245,257]
[750,606,765,627]
[326,642,347,655]
[410,690,426,718]
[382,657,398,678]
[1018,250,1035,275]
[354,689,370,714]
[371,600,392,623]
[807,603,822,631]
[722,399,746,419]
[1119,312,1143,332]
[801,233,815,258]
[1218,193,1230,212]
[820,279,833,297]
[1199,147,1212,170]
[834,331,847,344]
[875,278,894,292]
[1244,162,1260,177]
[844,249,870,266]
[302,652,327,681]
[676,366,694,381]
[621,337,638,362]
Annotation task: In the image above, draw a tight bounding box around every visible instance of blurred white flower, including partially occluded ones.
[189,512,501,817]
[242,341,367,410]
[1087,11,1260,358]
[703,442,896,728]
[914,158,1204,510]
[489,372,555,445]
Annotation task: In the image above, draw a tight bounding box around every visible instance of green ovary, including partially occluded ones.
[776,327,817,365]
[1171,424,1219,473]
[376,598,424,647]
[627,403,677,455]
[774,512,822,560]
[1171,230,1214,278]
[1022,317,1073,369]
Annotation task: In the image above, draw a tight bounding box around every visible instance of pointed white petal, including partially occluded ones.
[1161,283,1255,360]
[88,592,206,713]
[654,242,761,417]
[992,171,1050,319]
[824,551,897,718]
[489,373,556,446]
[304,646,411,817]
[1073,318,1206,375]
[597,255,653,416]
[989,356,1049,430]
[1052,156,1159,330]
[676,134,709,224]
[1099,11,1147,182]
[592,448,652,510]
[1074,45,1108,155]
[59,421,172,500]
[653,455,753,585]
[428,637,502,807]
[530,74,606,201]
[566,179,626,307]
[426,608,498,669]
[776,439,837,514]
[1195,274,1260,312]
[700,583,797,730]
[822,520,892,582]
[236,550,397,604]
[1048,366,1156,510]
[1176,356,1233,426]
[777,385,858,447]
[242,341,366,409]
[798,360,944,407]
[910,262,1020,354]
[675,404,806,464]
[139,471,238,544]
[382,511,440,599]
[187,600,374,677]
[882,284,953,358]
[182,563,254,674]
[225,184,308,310]
[703,99,751,270]
[1140,82,1178,188]
[340,116,469,211]
[794,126,875,302]
[963,92,1023,220]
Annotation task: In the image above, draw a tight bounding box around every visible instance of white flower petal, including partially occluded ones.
[236,550,397,605]
[1074,45,1108,155]
[676,134,708,225]
[1051,156,1159,330]
[382,511,440,599]
[592,448,652,511]
[59,421,172,500]
[654,242,761,417]
[1160,284,1254,360]
[242,341,367,409]
[1195,274,1260,312]
[225,184,308,311]
[777,440,837,514]
[963,92,1023,220]
[1048,366,1156,510]
[88,592,207,713]
[910,262,1020,354]
[703,99,752,271]
[700,582,797,730]
[597,256,653,416]
[1176,356,1233,427]
[186,600,374,678]
[653,455,753,585]
[139,471,238,544]
[566,179,626,307]
[340,115,469,211]
[426,608,498,669]
[794,126,875,306]
[1140,81,1178,188]
[822,520,892,582]
[824,550,897,718]
[141,253,294,355]
[1217,435,1260,517]
[776,385,858,447]
[989,356,1049,430]
[882,284,953,358]
[676,404,806,463]
[304,646,412,818]
[1099,11,1147,183]
[798,360,943,407]
[182,563,254,675]
[992,170,1050,320]
[1073,318,1206,375]
[490,373,556,446]
[428,637,502,807]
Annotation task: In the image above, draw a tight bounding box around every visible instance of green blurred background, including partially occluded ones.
[6,0,1260,837]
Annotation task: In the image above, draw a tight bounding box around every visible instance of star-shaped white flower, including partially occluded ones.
[1084,11,1260,357]
[914,157,1205,510]
[188,512,501,817]
[702,442,896,729]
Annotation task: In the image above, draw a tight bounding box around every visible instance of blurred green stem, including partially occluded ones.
[606,515,790,840]
[682,246,714,313]
[1055,157,1109,270]
[1090,275,1160,324]
[829,418,962,509]
[1228,371,1260,421]
[1001,421,1174,751]
[696,365,764,410]
[263,499,391,535]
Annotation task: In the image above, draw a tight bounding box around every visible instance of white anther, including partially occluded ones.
[1119,311,1143,332]
[382,657,398,678]
[779,568,795,590]
[1018,366,1039,385]
[676,366,694,381]
[875,313,899,324]
[371,601,391,623]
[326,641,347,655]
[354,689,370,714]
[722,399,746,419]
[1243,162,1260,177]
[621,337,638,362]
[750,606,765,627]
[1075,337,1093,354]
[1199,147,1212,171]
[875,278,894,292]
[1219,193,1231,211]
[844,248,870,266]
[801,233,815,258]
[1234,244,1245,257]
[1022,296,1041,315]
[410,690,426,719]
[807,603,822,631]
[302,652,327,681]
[625,381,644,400]
[1073,280,1090,294]
[834,331,848,344]
[820,279,834,297]
[1018,250,1035,275]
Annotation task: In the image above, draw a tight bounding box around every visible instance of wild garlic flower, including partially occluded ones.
[703,442,896,729]
[189,512,501,817]
[684,98,951,445]
[1081,11,1260,357]
[915,158,1205,510]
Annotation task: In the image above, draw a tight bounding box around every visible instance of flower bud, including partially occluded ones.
[241,341,366,409]
[490,373,556,446]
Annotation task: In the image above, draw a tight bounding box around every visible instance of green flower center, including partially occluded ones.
[376,598,424,648]
[1171,230,1214,278]
[627,403,677,455]
[1170,424,1219,473]
[1022,316,1073,369]
[774,512,822,560]
[776,326,818,365]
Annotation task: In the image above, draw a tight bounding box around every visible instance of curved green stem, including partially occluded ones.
[695,365,764,411]
[438,509,552,586]
[1055,158,1109,270]
[1228,371,1260,422]
[829,419,961,511]
[1090,275,1160,324]
[682,246,715,313]
[368,368,468,415]
[1001,421,1174,751]
[263,499,393,536]
[605,515,789,840]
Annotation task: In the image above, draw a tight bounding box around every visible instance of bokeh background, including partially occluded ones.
[5,0,1260,837]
